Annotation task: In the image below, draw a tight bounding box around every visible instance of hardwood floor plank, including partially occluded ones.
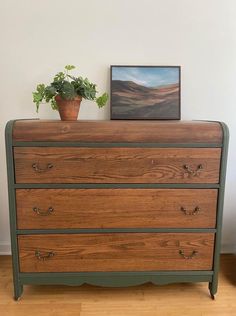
[0,305,81,316]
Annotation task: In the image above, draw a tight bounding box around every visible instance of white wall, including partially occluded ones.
[0,0,236,254]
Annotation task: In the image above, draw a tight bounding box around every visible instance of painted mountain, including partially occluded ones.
[111,80,180,119]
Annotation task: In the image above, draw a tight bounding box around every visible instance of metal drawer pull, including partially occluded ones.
[32,163,53,173]
[35,250,54,261]
[180,206,200,215]
[179,250,198,259]
[183,164,203,176]
[33,207,54,216]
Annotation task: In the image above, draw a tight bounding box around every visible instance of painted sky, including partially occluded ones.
[112,66,179,88]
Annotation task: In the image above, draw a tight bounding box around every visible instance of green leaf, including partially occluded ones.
[65,65,75,71]
[96,93,109,108]
[53,72,65,82]
[60,81,76,100]
[51,98,58,111]
[36,83,45,93]
[44,86,57,102]
[51,80,63,91]
[32,84,46,112]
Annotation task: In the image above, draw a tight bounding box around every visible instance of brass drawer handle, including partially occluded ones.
[179,250,198,259]
[33,207,54,216]
[35,250,54,261]
[32,163,53,173]
[180,206,200,215]
[183,164,203,176]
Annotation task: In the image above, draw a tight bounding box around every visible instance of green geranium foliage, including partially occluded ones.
[33,65,108,112]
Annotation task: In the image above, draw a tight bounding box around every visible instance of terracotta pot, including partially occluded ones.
[55,95,82,121]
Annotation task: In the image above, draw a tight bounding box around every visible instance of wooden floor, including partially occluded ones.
[0,255,236,316]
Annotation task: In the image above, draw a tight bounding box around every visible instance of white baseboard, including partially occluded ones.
[221,244,236,254]
[0,243,11,255]
[0,243,235,256]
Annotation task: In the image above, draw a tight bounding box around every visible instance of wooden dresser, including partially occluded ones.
[5,119,229,300]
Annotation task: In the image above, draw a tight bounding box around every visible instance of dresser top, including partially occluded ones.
[10,119,223,143]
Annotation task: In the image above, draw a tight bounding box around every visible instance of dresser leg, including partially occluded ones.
[14,284,23,301]
[208,282,217,300]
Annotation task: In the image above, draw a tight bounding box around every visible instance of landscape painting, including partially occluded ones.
[110,66,180,119]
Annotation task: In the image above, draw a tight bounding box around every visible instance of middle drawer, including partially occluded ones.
[16,189,217,229]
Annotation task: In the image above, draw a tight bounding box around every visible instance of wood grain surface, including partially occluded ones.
[14,147,221,184]
[18,233,214,272]
[12,120,223,143]
[16,189,218,229]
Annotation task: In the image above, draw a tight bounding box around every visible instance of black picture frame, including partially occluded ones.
[110,65,181,120]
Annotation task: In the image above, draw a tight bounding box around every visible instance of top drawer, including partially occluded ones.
[14,147,221,184]
[12,120,223,143]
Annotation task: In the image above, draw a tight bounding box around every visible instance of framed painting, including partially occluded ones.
[110,65,181,120]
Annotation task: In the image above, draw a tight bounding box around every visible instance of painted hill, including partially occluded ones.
[111,80,180,119]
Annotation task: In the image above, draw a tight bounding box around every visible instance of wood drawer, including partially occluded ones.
[18,233,214,272]
[16,189,218,229]
[12,120,223,143]
[14,147,221,184]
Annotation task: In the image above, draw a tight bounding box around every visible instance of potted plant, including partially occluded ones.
[33,65,108,120]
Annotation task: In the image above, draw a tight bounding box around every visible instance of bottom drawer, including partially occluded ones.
[18,233,214,272]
